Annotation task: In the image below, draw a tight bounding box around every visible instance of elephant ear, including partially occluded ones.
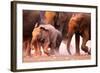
[40,27,49,32]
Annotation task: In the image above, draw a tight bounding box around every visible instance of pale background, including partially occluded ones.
[0,0,99,73]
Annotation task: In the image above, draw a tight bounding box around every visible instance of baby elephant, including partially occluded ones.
[31,23,62,56]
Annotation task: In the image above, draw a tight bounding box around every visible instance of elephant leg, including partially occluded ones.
[75,33,80,55]
[35,42,41,56]
[54,46,59,55]
[81,38,89,54]
[43,41,51,56]
[55,37,62,55]
[23,41,27,57]
[30,38,34,50]
[32,40,41,56]
[51,35,59,55]
[67,31,74,55]
[54,47,60,56]
[25,40,31,56]
[31,37,42,56]
[23,39,31,57]
[50,46,55,55]
[81,31,90,54]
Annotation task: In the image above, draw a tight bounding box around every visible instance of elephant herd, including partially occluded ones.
[23,10,91,57]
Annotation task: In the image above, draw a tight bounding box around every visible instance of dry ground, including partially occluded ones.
[23,35,91,63]
[23,55,91,62]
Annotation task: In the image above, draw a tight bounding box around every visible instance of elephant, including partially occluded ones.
[56,12,73,39]
[31,23,62,56]
[66,13,91,55]
[43,11,59,29]
[23,10,41,57]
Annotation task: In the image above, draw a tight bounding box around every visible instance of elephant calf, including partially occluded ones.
[31,23,62,56]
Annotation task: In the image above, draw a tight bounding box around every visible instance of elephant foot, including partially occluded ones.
[33,53,41,57]
[54,50,60,56]
[81,46,90,54]
[88,48,91,55]
[33,51,42,56]
[74,53,80,56]
[44,52,51,56]
[44,51,55,56]
[23,54,31,58]
[23,51,31,57]
[67,48,71,55]
[44,48,52,56]
[88,51,91,55]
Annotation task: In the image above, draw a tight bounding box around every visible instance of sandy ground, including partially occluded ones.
[23,55,91,62]
[23,35,91,62]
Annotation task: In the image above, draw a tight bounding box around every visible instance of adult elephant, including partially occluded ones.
[66,13,91,55]
[43,11,59,28]
[56,12,73,39]
[23,10,41,57]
